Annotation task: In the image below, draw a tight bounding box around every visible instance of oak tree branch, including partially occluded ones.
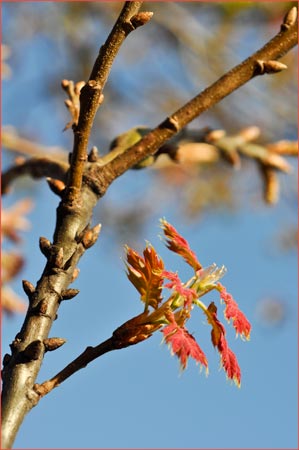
[99,15,297,184]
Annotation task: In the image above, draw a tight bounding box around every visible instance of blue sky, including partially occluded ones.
[2,2,298,449]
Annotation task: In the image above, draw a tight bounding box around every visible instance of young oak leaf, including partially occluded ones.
[217,283,251,340]
[163,270,197,309]
[206,302,241,387]
[125,244,164,310]
[162,321,208,372]
[160,219,202,271]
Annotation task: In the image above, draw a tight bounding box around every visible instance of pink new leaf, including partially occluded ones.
[125,244,164,309]
[218,336,241,387]
[206,302,241,387]
[163,270,197,308]
[218,283,251,340]
[160,219,202,271]
[162,322,208,371]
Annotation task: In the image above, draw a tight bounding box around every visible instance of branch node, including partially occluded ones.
[61,288,80,301]
[43,337,66,352]
[21,340,44,362]
[164,116,180,132]
[22,280,36,299]
[87,80,102,91]
[281,6,297,31]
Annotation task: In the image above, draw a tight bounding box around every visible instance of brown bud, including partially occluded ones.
[22,279,35,298]
[256,60,287,75]
[39,236,51,257]
[82,224,102,249]
[281,7,297,31]
[88,146,99,162]
[61,288,80,300]
[43,337,66,352]
[47,178,66,197]
[131,11,153,28]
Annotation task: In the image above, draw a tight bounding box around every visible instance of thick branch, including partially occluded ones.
[65,1,144,204]
[100,17,297,183]
[1,4,148,448]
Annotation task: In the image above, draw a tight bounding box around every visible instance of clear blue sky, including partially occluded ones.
[2,3,298,449]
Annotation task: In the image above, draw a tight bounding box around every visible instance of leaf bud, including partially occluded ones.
[22,279,35,298]
[82,224,102,249]
[61,288,80,300]
[47,178,66,197]
[43,337,66,352]
[39,236,51,257]
[281,7,297,31]
[130,12,153,28]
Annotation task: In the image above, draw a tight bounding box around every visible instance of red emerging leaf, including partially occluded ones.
[160,219,202,271]
[162,322,208,371]
[219,337,241,387]
[163,270,197,308]
[206,302,241,387]
[218,284,251,340]
[125,244,164,309]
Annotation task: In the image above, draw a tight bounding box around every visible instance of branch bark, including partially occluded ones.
[1,3,146,449]
[65,1,144,204]
[99,15,297,184]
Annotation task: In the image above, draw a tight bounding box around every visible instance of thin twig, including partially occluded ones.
[34,338,116,397]
[34,310,160,398]
[65,1,145,204]
[1,158,69,194]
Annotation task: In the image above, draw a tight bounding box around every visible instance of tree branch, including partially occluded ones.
[65,1,146,204]
[99,10,297,184]
[1,6,296,449]
[1,3,149,448]
[33,310,161,399]
[1,157,69,194]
